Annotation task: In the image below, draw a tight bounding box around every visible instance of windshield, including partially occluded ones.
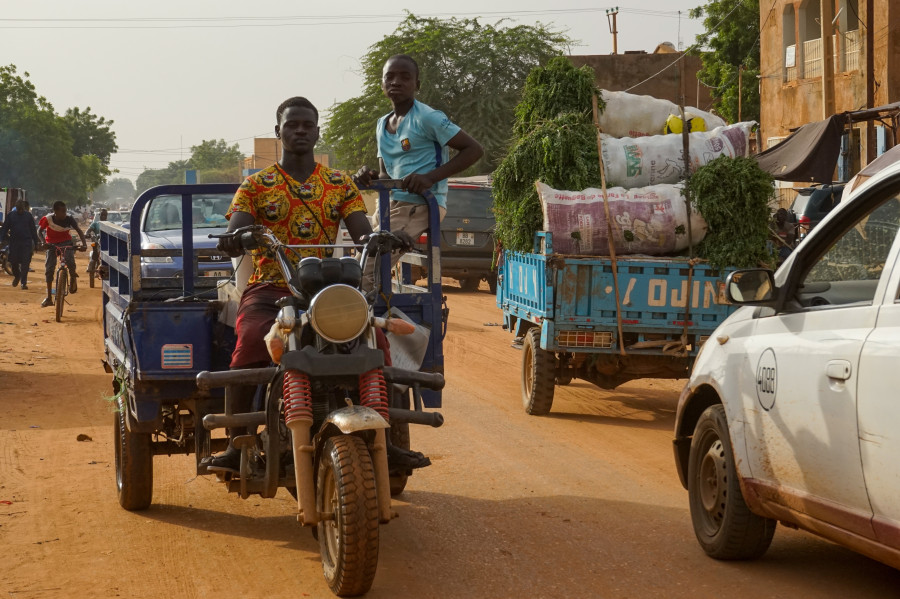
[446,187,494,220]
[145,193,232,232]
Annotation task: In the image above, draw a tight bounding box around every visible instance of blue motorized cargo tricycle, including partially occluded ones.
[100,181,447,596]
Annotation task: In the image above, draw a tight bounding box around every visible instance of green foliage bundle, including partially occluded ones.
[688,156,775,269]
[493,58,602,252]
[323,13,570,174]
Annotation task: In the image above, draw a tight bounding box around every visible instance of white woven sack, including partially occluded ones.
[600,122,756,189]
[598,90,726,138]
[538,181,707,256]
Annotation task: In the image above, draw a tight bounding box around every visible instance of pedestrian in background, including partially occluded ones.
[0,199,42,290]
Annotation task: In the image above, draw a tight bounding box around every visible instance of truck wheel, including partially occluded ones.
[55,268,67,322]
[487,272,498,295]
[114,398,153,511]
[688,404,775,560]
[317,435,379,597]
[458,277,480,292]
[522,328,555,415]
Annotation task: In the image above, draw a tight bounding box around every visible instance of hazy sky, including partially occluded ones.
[1,1,708,182]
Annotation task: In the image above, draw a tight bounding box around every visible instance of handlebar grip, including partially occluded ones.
[382,366,445,390]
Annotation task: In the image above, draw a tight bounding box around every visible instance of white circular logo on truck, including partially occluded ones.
[755,348,777,411]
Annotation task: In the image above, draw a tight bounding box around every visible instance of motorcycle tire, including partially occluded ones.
[316,435,379,597]
[88,264,96,288]
[55,268,67,323]
[1,256,11,276]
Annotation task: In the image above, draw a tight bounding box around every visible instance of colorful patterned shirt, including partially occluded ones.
[226,163,367,287]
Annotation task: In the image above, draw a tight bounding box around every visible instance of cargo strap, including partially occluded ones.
[593,94,626,356]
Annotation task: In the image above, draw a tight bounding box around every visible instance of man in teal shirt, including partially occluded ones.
[356,54,483,241]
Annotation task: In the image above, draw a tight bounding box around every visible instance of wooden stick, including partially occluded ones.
[592,94,626,356]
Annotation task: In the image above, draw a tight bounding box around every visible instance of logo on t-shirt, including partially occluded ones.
[400,138,411,152]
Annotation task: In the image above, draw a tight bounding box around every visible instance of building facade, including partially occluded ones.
[759,0,899,167]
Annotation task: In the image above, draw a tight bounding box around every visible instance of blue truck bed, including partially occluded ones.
[497,232,736,394]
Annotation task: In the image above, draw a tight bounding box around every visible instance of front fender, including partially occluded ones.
[322,405,389,435]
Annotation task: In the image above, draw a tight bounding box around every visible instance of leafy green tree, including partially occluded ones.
[93,177,135,204]
[190,138,243,170]
[135,139,244,193]
[323,13,571,173]
[690,0,760,123]
[135,160,193,193]
[62,106,117,168]
[0,65,116,206]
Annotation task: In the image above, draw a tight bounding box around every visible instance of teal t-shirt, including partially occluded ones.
[376,100,460,208]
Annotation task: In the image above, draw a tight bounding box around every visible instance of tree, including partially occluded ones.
[190,138,243,170]
[62,107,117,167]
[93,177,135,205]
[134,139,244,193]
[323,13,571,173]
[0,65,117,206]
[690,0,761,123]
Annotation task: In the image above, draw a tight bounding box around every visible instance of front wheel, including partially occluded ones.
[0,254,11,275]
[688,404,775,560]
[54,268,68,322]
[317,435,379,597]
[522,328,555,415]
[458,277,480,292]
[114,398,153,510]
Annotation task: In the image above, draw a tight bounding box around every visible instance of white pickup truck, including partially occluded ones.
[674,158,900,570]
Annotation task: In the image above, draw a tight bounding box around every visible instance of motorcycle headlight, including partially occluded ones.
[308,284,369,343]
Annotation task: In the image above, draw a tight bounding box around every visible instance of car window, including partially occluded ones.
[145,194,232,232]
[445,188,494,220]
[800,194,900,305]
[790,194,811,214]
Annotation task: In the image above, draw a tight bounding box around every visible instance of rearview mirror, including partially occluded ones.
[726,269,776,304]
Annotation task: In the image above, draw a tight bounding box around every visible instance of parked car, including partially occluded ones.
[138,193,233,281]
[789,182,844,238]
[106,210,130,227]
[413,176,496,293]
[673,160,900,570]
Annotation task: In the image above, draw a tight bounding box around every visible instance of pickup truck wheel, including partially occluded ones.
[487,272,498,295]
[522,328,555,415]
[317,435,379,597]
[458,277,480,292]
[114,398,153,511]
[688,404,775,559]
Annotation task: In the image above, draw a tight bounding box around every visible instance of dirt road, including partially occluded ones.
[2,256,899,598]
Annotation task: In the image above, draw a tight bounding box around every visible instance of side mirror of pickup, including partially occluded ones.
[726,269,777,304]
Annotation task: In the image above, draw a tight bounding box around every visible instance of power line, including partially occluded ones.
[0,7,694,29]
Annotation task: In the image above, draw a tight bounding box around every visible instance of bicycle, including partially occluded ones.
[48,243,85,322]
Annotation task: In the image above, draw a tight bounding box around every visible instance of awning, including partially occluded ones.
[841,142,900,199]
[754,115,846,184]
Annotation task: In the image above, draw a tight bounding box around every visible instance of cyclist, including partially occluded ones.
[38,201,87,308]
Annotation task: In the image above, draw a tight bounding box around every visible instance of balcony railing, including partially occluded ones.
[784,30,862,82]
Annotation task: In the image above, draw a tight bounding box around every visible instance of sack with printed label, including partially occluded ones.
[600,122,756,189]
[598,90,726,138]
[538,181,707,256]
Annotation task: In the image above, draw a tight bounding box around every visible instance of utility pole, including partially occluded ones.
[866,0,877,159]
[606,7,619,55]
[820,0,836,119]
[738,65,744,121]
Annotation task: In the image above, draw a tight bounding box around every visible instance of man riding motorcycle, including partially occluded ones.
[204,96,426,474]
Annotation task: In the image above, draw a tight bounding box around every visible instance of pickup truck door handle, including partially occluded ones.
[826,360,852,381]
